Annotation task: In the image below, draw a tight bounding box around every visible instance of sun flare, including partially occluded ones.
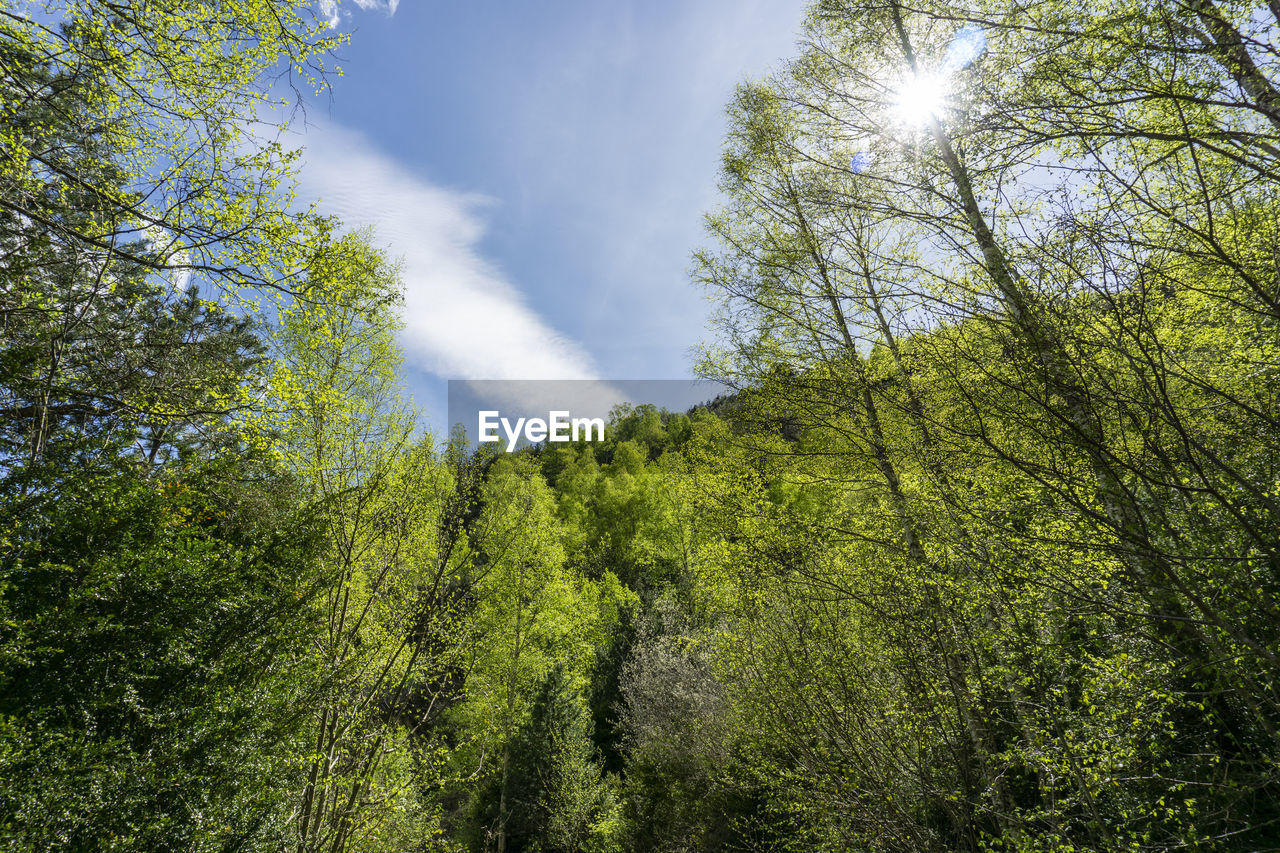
[893,72,949,127]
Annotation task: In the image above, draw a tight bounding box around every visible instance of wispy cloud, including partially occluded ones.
[354,0,399,13]
[317,0,338,27]
[295,118,597,381]
[317,0,399,29]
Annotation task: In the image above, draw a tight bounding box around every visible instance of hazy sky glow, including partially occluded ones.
[294,0,807,424]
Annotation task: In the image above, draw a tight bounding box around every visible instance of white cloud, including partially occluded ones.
[317,0,339,27]
[295,118,597,381]
[317,0,398,29]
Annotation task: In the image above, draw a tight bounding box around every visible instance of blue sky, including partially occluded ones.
[292,0,808,423]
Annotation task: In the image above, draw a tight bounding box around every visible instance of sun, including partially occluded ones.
[893,72,949,127]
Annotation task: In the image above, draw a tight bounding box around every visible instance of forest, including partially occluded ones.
[3,0,1280,850]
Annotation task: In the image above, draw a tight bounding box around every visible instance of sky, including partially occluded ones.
[290,0,810,426]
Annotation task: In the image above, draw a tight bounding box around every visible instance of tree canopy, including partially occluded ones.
[3,1,1280,851]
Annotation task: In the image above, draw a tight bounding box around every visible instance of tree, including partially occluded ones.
[0,0,343,300]
[691,1,1280,848]
[268,231,464,853]
[482,665,618,853]
[0,276,328,851]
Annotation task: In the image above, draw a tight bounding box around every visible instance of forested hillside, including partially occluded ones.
[3,0,1280,851]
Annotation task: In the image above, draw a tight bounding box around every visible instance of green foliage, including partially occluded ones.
[0,417,326,852]
[7,0,1280,851]
[0,0,345,300]
[682,1,1280,850]
[467,665,619,853]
